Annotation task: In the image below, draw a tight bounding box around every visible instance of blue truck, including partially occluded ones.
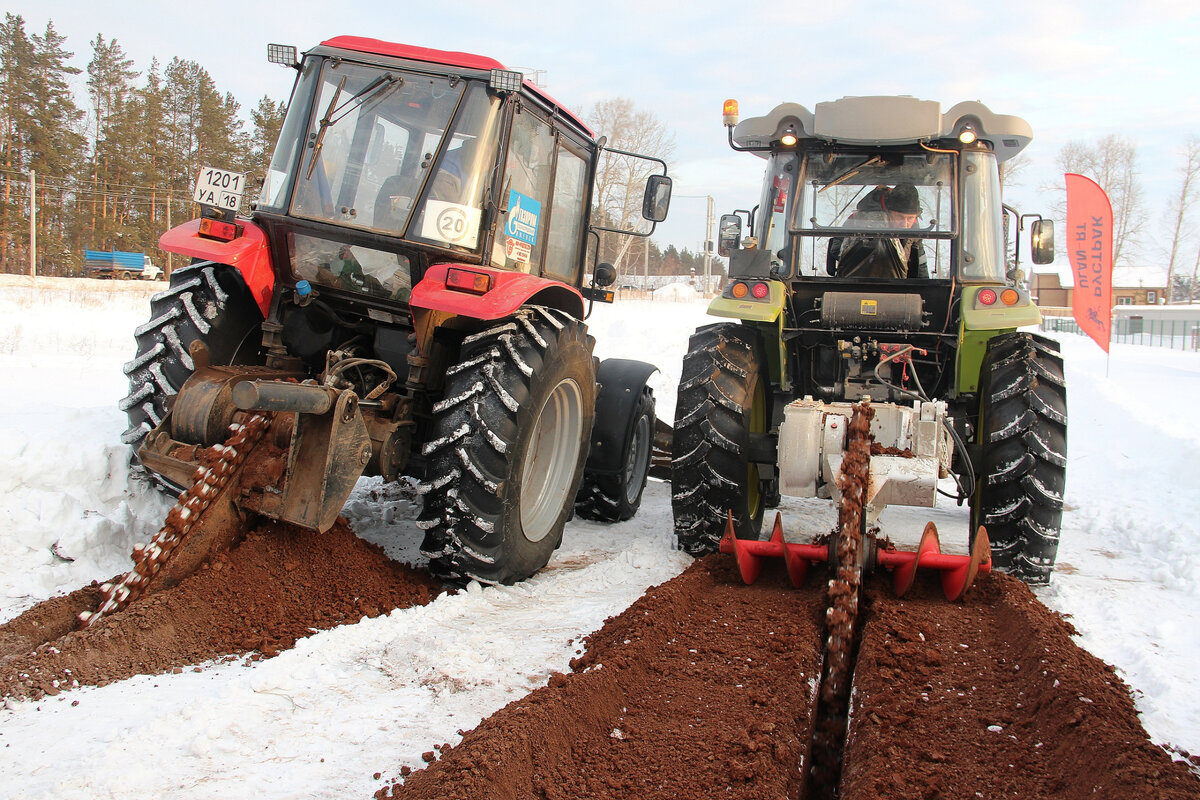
[84,250,164,280]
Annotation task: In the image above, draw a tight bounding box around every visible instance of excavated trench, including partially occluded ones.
[377,557,1200,800]
[4,524,1199,798]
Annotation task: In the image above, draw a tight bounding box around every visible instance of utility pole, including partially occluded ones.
[676,194,718,293]
[644,234,649,287]
[29,170,36,277]
[166,190,173,277]
[703,195,714,293]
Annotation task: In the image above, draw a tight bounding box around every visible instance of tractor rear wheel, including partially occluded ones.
[672,323,768,555]
[418,307,596,585]
[119,262,264,449]
[972,332,1067,584]
[574,385,655,522]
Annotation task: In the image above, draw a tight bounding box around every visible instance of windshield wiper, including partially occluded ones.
[819,155,884,192]
[306,76,345,180]
[305,73,403,180]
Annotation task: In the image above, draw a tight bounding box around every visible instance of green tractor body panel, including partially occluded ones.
[955,327,1003,395]
[706,281,786,323]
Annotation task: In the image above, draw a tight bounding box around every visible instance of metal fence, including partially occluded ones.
[1039,308,1200,351]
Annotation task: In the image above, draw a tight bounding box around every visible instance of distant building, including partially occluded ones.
[1031,265,1170,308]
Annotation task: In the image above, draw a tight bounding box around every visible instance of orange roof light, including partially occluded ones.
[723,99,739,127]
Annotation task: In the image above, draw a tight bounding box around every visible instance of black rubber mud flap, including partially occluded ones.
[585,358,659,476]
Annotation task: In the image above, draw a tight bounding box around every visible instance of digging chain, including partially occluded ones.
[822,400,872,706]
[79,412,274,627]
[810,399,874,788]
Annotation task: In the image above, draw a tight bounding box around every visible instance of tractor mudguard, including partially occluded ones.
[411,263,585,320]
[159,218,275,316]
[585,358,658,475]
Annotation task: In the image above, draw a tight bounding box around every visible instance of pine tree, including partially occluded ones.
[130,58,170,259]
[28,21,85,274]
[85,33,139,254]
[0,13,36,270]
[245,95,285,189]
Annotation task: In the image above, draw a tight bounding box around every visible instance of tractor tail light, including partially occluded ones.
[731,281,748,298]
[752,282,769,299]
[978,288,997,306]
[1000,288,1020,305]
[198,217,242,242]
[446,267,491,295]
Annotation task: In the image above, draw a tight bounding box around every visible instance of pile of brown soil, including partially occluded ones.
[842,573,1200,799]
[0,518,440,699]
[377,559,1200,800]
[379,555,826,799]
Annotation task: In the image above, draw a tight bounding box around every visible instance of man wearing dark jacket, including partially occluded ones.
[826,184,929,279]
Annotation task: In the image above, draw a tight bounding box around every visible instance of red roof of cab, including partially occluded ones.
[320,36,593,137]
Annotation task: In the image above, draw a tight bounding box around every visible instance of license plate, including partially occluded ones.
[193,166,248,211]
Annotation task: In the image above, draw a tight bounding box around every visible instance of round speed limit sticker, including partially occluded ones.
[422,200,481,247]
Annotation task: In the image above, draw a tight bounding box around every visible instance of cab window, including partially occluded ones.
[410,84,502,251]
[492,108,555,273]
[542,143,589,283]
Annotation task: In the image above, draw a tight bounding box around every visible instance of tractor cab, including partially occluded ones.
[712,97,1055,403]
[169,37,668,321]
[717,97,1053,290]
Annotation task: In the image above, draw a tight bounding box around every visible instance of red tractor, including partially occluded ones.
[113,37,671,606]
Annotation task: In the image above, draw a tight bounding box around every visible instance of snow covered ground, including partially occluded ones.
[0,276,1197,798]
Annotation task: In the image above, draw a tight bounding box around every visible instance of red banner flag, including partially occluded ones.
[1065,173,1113,353]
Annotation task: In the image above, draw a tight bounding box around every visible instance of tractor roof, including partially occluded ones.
[317,36,594,139]
[732,96,1032,162]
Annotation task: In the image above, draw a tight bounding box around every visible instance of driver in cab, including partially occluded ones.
[826,183,929,279]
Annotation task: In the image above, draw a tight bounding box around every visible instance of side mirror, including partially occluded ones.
[641,175,672,223]
[1031,219,1055,265]
[717,214,742,257]
[594,262,617,287]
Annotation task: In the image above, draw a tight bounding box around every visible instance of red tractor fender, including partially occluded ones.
[411,263,585,320]
[158,219,275,316]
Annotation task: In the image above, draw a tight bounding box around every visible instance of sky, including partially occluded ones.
[10,0,1200,265]
[1,277,1198,797]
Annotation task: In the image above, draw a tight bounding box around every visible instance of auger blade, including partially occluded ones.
[877,522,992,601]
[719,512,828,587]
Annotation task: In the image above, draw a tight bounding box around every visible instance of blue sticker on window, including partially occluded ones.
[506,190,541,246]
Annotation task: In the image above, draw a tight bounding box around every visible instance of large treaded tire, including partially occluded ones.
[119,262,264,448]
[574,385,655,522]
[671,323,768,556]
[972,332,1067,584]
[418,307,596,585]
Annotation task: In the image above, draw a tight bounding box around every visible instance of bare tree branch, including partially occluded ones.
[1056,135,1143,269]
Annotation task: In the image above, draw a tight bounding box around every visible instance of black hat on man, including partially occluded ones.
[883,183,920,215]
